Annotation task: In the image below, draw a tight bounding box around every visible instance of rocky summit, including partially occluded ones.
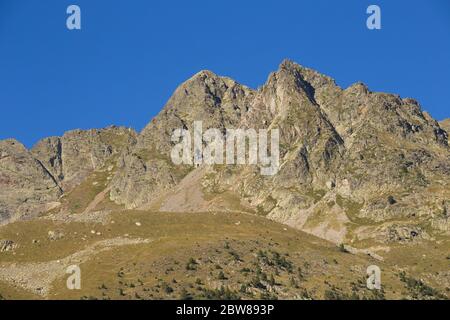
[1,60,449,240]
[110,59,450,244]
[0,126,137,224]
[0,60,449,300]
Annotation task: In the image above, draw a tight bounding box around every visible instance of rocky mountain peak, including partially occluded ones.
[1,59,449,249]
[269,59,317,102]
[345,82,369,95]
[0,126,136,224]
[0,138,63,224]
[0,139,28,154]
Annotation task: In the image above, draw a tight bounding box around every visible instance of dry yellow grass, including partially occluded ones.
[1,210,448,300]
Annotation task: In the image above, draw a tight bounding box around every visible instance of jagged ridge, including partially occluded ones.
[1,60,449,246]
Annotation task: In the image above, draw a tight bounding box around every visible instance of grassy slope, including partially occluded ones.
[1,210,448,300]
[1,161,448,300]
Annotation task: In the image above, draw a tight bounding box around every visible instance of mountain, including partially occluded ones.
[0,126,136,224]
[0,139,62,224]
[0,60,449,300]
[110,59,450,244]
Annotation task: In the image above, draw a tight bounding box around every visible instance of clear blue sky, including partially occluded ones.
[1,0,449,147]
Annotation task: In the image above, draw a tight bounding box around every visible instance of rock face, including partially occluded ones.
[109,71,254,208]
[440,119,450,138]
[32,126,137,191]
[0,127,137,224]
[1,59,449,245]
[0,139,62,224]
[109,59,450,243]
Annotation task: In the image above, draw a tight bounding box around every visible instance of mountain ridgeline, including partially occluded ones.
[1,60,449,245]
